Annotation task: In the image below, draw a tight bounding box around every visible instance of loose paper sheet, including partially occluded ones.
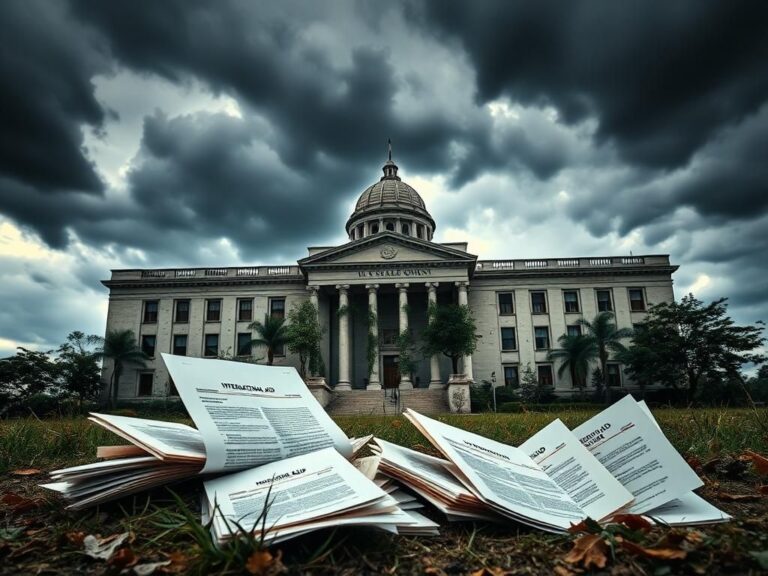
[162,354,352,473]
[572,395,703,514]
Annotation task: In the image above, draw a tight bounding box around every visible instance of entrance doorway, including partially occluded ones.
[383,355,400,389]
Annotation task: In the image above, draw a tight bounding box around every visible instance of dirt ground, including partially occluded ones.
[2,461,767,576]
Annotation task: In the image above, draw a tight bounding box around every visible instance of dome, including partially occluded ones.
[345,146,435,241]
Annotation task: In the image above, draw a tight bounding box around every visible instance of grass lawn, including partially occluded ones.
[1,408,767,574]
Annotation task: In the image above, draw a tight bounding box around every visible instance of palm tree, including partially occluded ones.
[578,312,633,401]
[547,334,597,399]
[248,314,289,365]
[97,329,148,408]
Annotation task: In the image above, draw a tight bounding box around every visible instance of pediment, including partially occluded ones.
[298,233,477,269]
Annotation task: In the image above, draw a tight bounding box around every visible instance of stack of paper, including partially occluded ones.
[43,355,433,543]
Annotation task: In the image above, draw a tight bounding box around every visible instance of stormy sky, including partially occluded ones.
[1,0,767,355]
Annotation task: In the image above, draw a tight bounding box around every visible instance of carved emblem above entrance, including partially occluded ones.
[380,245,398,260]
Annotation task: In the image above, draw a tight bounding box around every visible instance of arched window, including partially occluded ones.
[371,223,379,234]
[416,224,423,239]
[402,224,410,236]
[386,222,395,231]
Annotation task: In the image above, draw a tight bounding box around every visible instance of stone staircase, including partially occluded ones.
[326,388,450,416]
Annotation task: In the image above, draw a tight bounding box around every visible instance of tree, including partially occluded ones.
[98,329,148,408]
[547,334,597,399]
[248,314,289,366]
[578,312,633,398]
[56,331,103,404]
[284,302,324,379]
[0,347,59,408]
[518,363,540,403]
[421,303,478,376]
[622,295,765,402]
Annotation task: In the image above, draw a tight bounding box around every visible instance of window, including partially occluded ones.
[238,298,253,322]
[237,333,252,356]
[503,365,519,388]
[534,326,550,350]
[206,299,222,322]
[141,334,156,357]
[174,299,190,323]
[596,289,613,312]
[371,223,379,234]
[567,325,582,337]
[498,293,514,315]
[531,291,547,314]
[143,300,158,323]
[385,222,395,231]
[204,334,219,357]
[606,364,622,387]
[270,298,286,320]
[138,372,154,397]
[563,290,580,313]
[629,288,646,311]
[537,365,554,387]
[416,224,423,238]
[402,224,410,236]
[173,334,187,356]
[500,327,517,351]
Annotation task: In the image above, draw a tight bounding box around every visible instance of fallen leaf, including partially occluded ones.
[611,514,653,532]
[109,547,137,569]
[553,566,579,576]
[245,549,285,575]
[715,492,760,502]
[83,532,130,561]
[563,534,609,569]
[685,456,702,472]
[702,457,721,472]
[620,540,687,560]
[568,517,602,534]
[65,531,86,547]
[759,485,768,495]
[0,492,42,513]
[134,561,172,576]
[10,468,42,476]
[744,451,768,475]
[685,530,705,545]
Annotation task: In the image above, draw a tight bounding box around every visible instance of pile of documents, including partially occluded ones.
[43,354,437,544]
[372,397,730,531]
[43,353,730,544]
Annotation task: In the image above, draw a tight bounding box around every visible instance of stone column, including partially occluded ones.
[426,282,443,388]
[396,283,413,389]
[456,281,474,382]
[365,284,381,389]
[306,285,321,379]
[410,222,418,238]
[336,284,351,390]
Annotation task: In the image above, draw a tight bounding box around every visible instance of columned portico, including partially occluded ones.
[426,282,443,388]
[456,281,474,382]
[366,284,381,389]
[396,283,413,389]
[336,284,351,390]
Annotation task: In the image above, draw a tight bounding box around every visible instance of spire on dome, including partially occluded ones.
[381,138,400,180]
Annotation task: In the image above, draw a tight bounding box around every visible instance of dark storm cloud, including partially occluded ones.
[0,0,108,193]
[416,0,768,170]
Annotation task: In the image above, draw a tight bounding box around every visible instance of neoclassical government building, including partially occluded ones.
[102,153,677,406]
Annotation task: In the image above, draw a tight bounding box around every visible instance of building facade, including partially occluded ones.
[102,154,678,402]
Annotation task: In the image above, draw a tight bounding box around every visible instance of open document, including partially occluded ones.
[520,419,634,521]
[162,354,352,472]
[404,409,586,532]
[572,395,703,514]
[203,447,437,544]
